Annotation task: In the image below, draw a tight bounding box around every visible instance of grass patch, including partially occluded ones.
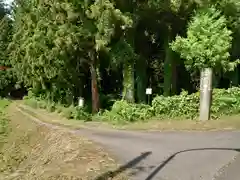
[23,97,90,121]
[114,116,240,131]
[0,99,10,149]
[0,99,10,109]
[19,102,240,132]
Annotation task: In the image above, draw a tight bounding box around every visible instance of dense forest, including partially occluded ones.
[1,0,240,122]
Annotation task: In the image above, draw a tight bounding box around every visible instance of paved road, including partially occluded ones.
[17,105,240,180]
[78,129,240,180]
[215,154,240,180]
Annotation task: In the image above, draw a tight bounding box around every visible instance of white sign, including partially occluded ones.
[78,97,84,107]
[146,88,152,95]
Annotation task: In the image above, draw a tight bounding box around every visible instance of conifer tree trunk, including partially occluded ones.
[164,28,176,96]
[122,62,135,103]
[230,67,239,87]
[136,57,147,103]
[90,52,100,114]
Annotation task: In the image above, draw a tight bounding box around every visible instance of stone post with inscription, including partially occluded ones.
[199,68,213,121]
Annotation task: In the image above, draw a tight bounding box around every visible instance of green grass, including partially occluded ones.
[0,99,10,109]
[19,101,240,132]
[23,96,240,131]
[0,99,10,149]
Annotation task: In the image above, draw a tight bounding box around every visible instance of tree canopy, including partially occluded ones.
[171,7,239,72]
[1,0,240,113]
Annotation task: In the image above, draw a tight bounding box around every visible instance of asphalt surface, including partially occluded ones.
[79,129,240,180]
[17,106,240,180]
[215,154,240,180]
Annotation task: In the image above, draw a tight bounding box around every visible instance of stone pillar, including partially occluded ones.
[199,68,213,121]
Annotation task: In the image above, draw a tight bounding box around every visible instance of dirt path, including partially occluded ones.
[15,104,240,180]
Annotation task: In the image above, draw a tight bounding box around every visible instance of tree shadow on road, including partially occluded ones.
[95,151,152,180]
[145,148,240,180]
[95,148,240,180]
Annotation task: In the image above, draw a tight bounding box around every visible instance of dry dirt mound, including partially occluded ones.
[0,104,127,180]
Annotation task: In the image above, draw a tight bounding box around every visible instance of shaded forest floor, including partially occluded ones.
[19,101,240,132]
[0,101,128,180]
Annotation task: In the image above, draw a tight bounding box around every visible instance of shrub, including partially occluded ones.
[60,105,90,120]
[36,100,46,109]
[101,100,154,123]
[24,98,38,109]
[24,97,55,112]
[72,106,90,121]
[61,105,75,119]
[0,99,10,140]
[152,87,240,120]
[24,95,91,121]
[55,102,64,113]
[46,102,56,112]
[152,91,199,119]
[211,87,240,116]
[0,114,9,136]
[23,87,240,123]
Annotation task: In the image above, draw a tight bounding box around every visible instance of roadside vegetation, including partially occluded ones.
[0,101,128,180]
[1,0,240,178]
[0,99,10,149]
[1,1,240,128]
[23,87,240,130]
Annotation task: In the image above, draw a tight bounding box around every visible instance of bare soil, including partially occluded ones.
[0,103,128,180]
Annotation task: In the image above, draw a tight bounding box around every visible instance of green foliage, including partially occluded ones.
[9,0,133,106]
[171,7,239,72]
[211,87,240,116]
[99,93,116,110]
[24,95,41,109]
[71,107,86,120]
[24,96,90,121]
[86,0,133,51]
[109,38,136,66]
[0,70,15,96]
[152,91,200,119]
[0,112,9,137]
[153,87,240,119]
[0,98,10,109]
[109,38,137,102]
[0,99,10,145]
[0,16,16,97]
[61,105,75,119]
[9,0,90,102]
[0,0,7,19]
[24,86,240,123]
[100,100,154,123]
[4,0,240,126]
[0,17,11,64]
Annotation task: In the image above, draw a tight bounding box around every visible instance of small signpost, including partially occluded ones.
[78,97,84,107]
[146,88,152,105]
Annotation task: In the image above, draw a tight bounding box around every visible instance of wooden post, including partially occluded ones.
[199,68,213,121]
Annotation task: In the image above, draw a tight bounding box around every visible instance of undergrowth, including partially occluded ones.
[24,87,240,123]
[0,99,10,149]
[23,96,90,121]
